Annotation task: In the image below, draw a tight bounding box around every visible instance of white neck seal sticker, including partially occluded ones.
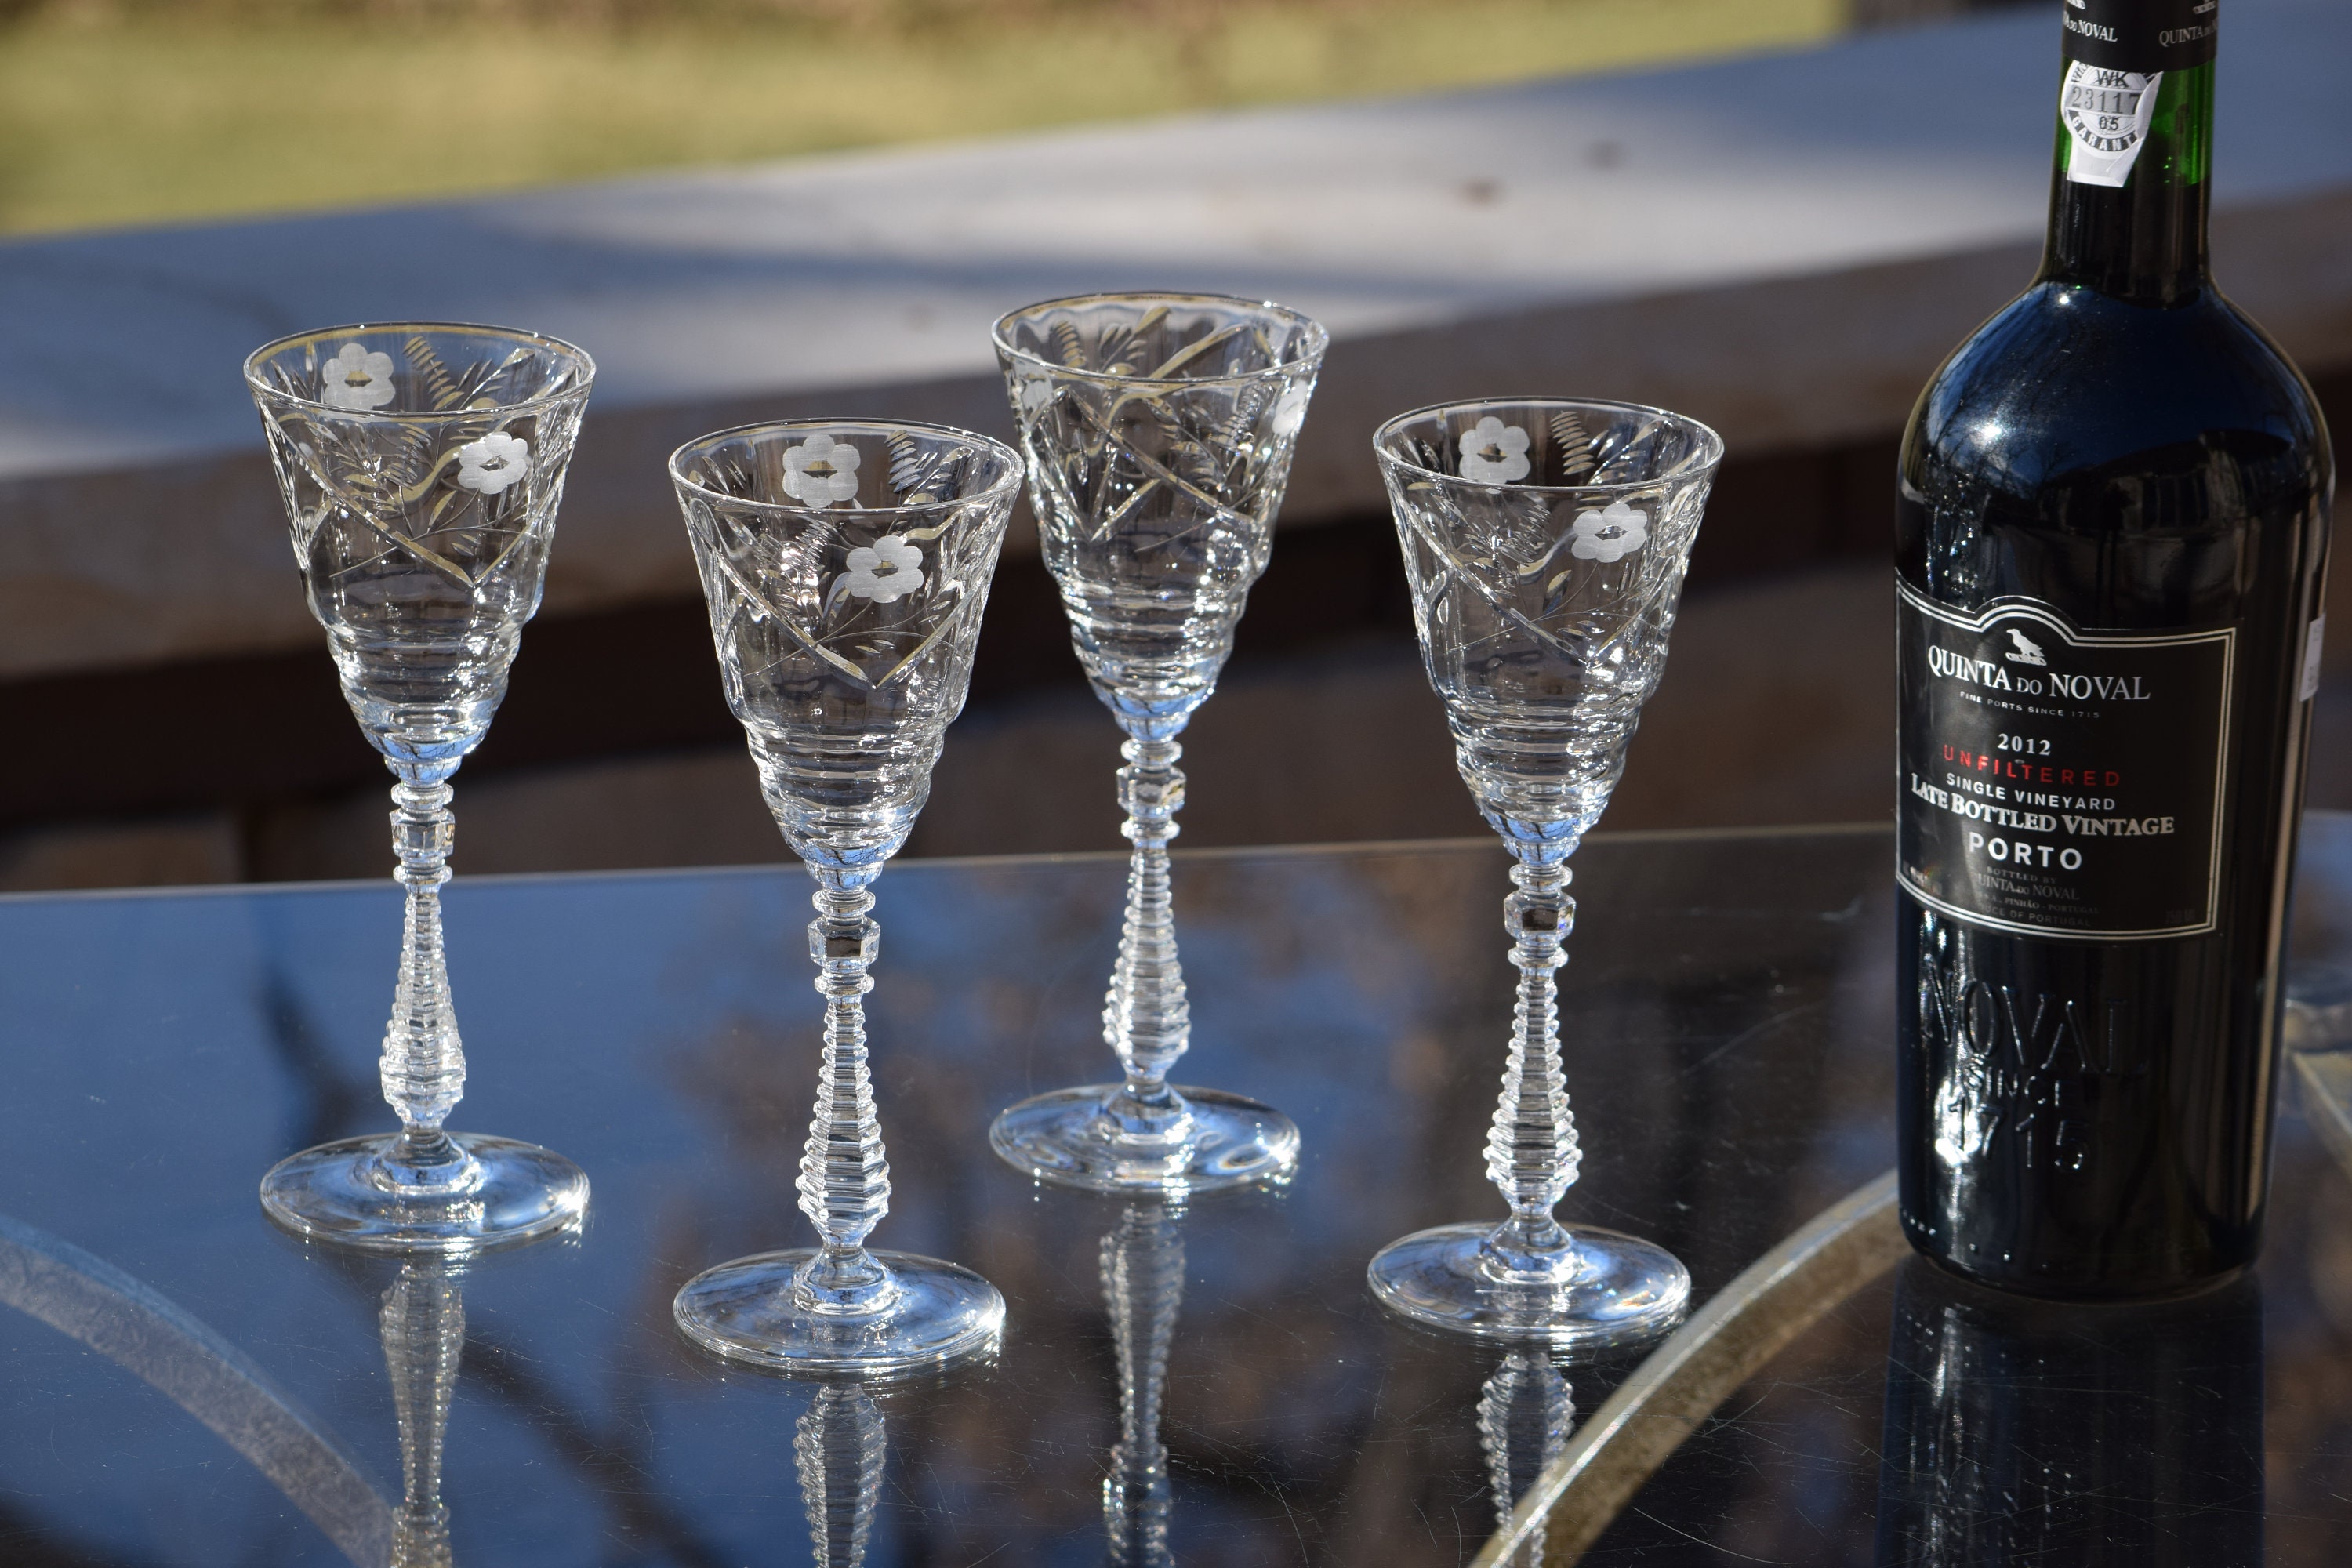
[2061,63,2163,188]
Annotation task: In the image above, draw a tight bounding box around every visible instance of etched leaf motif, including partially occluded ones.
[1549,411,1595,482]
[1477,491,1556,565]
[406,335,462,410]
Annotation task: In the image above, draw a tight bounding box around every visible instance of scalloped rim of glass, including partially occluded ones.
[242,321,597,420]
[1373,396,1726,495]
[990,291,1330,388]
[666,418,1025,518]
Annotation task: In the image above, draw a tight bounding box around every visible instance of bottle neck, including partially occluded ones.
[2041,60,2213,305]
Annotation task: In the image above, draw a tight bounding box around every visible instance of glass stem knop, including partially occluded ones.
[382,778,468,1175]
[1486,858,1583,1269]
[796,877,898,1315]
[1105,735,1192,1120]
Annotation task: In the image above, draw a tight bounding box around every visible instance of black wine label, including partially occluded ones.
[1897,583,2234,941]
[2061,0,2216,73]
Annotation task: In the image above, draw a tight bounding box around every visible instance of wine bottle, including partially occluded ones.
[1893,0,2332,1298]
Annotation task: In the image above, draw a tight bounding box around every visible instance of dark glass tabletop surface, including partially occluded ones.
[2,818,2351,1566]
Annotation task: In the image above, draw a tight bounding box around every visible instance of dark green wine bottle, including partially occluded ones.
[1893,0,2333,1298]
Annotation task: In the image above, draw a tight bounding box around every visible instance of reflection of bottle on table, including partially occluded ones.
[1875,1257,2263,1566]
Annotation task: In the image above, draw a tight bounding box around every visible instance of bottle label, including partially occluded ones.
[2060,63,2163,188]
[2060,0,2217,74]
[1896,583,2235,941]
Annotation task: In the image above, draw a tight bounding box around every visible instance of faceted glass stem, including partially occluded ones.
[376,779,478,1192]
[672,869,1004,1372]
[795,880,899,1317]
[1364,848,1687,1343]
[1102,736,1192,1130]
[987,731,1297,1195]
[257,765,587,1252]
[1103,1204,1184,1567]
[1482,858,1584,1279]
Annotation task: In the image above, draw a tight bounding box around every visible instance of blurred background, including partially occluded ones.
[0,0,2343,889]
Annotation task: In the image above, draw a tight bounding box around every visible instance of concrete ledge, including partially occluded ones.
[1,0,2346,681]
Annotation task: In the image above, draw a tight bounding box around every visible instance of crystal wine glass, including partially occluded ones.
[245,324,594,1254]
[668,419,1020,1374]
[1367,397,1722,1343]
[988,292,1327,1195]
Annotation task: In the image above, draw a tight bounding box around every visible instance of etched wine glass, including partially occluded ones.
[668,419,1020,1374]
[1368,397,1722,1342]
[245,324,594,1253]
[988,292,1327,1195]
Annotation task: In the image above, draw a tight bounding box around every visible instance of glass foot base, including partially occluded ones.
[260,1131,590,1255]
[1367,1221,1690,1347]
[989,1083,1300,1196]
[673,1249,1005,1376]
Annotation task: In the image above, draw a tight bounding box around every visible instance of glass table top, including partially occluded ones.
[1,818,2350,1565]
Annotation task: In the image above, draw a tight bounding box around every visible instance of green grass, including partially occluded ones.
[0,0,1842,236]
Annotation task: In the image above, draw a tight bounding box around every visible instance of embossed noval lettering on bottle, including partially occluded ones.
[1896,583,2234,941]
[1918,935,2147,1174]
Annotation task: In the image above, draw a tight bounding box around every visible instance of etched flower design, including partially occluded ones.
[1270,382,1312,437]
[321,342,397,411]
[784,434,862,506]
[1570,499,1649,562]
[838,535,924,603]
[1018,376,1056,417]
[1458,416,1531,484]
[454,431,531,495]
